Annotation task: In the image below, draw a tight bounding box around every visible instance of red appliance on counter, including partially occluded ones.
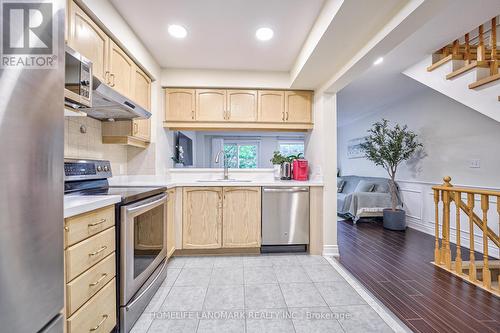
[292,159,309,181]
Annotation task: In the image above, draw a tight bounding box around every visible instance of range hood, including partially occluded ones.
[82,76,151,120]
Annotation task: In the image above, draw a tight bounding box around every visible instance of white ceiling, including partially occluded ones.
[337,0,500,127]
[110,0,325,71]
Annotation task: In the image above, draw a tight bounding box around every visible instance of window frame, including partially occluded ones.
[223,140,260,169]
[277,140,305,157]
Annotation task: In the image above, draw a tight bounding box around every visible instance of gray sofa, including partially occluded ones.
[337,175,401,222]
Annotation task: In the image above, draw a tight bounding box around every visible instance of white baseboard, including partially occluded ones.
[323,244,339,257]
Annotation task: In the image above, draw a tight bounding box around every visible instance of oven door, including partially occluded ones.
[120,193,167,305]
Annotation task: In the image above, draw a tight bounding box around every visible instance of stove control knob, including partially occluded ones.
[97,165,102,172]
[103,165,109,172]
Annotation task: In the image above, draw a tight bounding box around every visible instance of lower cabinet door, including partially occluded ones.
[182,187,222,249]
[166,189,176,257]
[223,187,261,248]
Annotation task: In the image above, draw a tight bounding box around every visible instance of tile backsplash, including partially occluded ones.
[64,116,128,175]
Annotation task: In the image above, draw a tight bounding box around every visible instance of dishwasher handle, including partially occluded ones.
[263,187,309,193]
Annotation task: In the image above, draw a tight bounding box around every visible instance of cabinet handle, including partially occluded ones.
[104,71,110,84]
[227,109,231,120]
[133,123,138,134]
[110,73,115,87]
[191,110,195,120]
[88,218,106,227]
[282,112,285,121]
[89,246,107,257]
[89,314,108,331]
[286,112,289,121]
[89,273,108,287]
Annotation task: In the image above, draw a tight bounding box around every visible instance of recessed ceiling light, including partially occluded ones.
[373,57,384,65]
[168,24,187,39]
[256,27,273,41]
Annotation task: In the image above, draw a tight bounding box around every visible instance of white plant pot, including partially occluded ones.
[273,164,281,179]
[175,163,184,168]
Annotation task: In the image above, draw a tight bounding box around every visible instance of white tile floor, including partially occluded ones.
[130,254,395,333]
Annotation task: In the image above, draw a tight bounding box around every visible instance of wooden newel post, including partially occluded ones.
[480,194,491,289]
[442,177,452,269]
[467,193,476,281]
[434,189,441,264]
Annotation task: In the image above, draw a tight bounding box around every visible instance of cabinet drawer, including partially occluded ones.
[65,206,115,247]
[66,253,116,316]
[66,227,115,281]
[67,278,116,333]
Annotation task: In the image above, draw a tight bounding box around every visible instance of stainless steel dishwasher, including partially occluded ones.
[262,187,310,252]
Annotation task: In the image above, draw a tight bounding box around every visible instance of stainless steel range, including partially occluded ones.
[64,159,168,332]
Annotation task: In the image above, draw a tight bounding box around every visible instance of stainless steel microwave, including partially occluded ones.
[64,46,92,109]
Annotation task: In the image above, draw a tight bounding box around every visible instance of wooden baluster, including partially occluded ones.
[455,191,462,274]
[478,25,486,62]
[452,39,460,57]
[480,195,491,289]
[434,189,441,264]
[443,190,452,269]
[464,33,471,64]
[467,193,476,281]
[497,196,500,289]
[491,17,498,74]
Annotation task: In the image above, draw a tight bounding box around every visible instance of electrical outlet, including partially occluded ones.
[469,159,480,168]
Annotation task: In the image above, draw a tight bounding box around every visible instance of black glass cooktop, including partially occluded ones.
[65,179,166,205]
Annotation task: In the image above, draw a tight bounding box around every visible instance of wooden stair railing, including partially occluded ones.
[432,176,500,296]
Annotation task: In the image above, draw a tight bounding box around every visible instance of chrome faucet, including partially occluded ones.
[214,150,229,180]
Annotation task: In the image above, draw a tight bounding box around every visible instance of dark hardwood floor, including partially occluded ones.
[337,219,500,333]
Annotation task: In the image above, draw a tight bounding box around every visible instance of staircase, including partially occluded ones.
[404,16,500,123]
[432,177,500,297]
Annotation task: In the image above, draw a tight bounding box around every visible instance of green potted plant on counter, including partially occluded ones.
[360,119,423,230]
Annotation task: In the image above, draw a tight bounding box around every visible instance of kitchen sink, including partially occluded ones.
[196,179,253,183]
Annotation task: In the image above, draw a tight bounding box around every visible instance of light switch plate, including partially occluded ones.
[469,159,480,168]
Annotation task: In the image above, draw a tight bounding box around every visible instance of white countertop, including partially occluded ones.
[64,195,121,218]
[108,175,324,188]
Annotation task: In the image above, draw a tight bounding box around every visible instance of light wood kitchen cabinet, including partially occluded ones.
[226,90,257,121]
[165,88,196,121]
[102,120,149,148]
[196,89,226,121]
[132,66,152,141]
[67,1,109,82]
[222,187,261,248]
[166,188,176,258]
[164,88,312,131]
[108,40,134,99]
[258,90,285,123]
[182,187,222,249]
[285,91,312,123]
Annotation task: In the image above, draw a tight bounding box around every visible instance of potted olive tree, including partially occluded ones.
[360,119,423,230]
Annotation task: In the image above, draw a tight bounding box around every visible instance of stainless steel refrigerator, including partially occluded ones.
[0,1,65,332]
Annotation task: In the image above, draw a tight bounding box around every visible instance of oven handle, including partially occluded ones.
[125,260,167,311]
[124,193,167,215]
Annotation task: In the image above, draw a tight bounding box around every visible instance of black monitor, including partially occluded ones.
[175,132,193,166]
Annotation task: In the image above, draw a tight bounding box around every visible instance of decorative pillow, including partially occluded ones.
[354,180,375,193]
[337,179,345,193]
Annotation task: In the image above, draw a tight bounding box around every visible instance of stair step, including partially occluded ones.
[469,72,500,89]
[446,61,489,79]
[427,55,462,72]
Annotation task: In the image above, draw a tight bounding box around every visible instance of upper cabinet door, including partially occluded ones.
[285,91,313,123]
[132,66,151,111]
[196,89,226,122]
[226,90,257,122]
[108,40,134,98]
[258,91,285,123]
[68,2,109,82]
[165,89,196,121]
